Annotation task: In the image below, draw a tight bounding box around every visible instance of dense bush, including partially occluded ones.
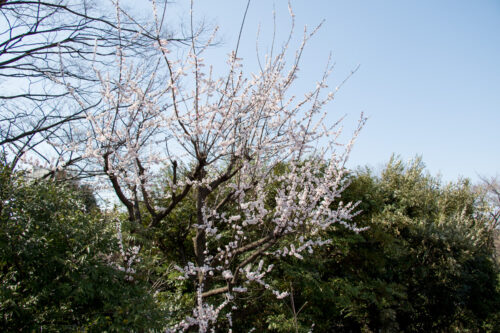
[230,157,500,332]
[1,157,498,331]
[0,165,163,331]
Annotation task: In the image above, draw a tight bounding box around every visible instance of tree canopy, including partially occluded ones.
[228,157,500,332]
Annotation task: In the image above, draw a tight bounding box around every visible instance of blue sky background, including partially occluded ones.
[165,0,500,182]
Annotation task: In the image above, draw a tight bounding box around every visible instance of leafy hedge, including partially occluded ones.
[0,165,163,331]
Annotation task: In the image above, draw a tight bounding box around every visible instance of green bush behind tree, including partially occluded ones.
[230,157,500,332]
[1,157,498,331]
[0,165,164,331]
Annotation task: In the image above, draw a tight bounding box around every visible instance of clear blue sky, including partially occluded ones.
[167,0,500,182]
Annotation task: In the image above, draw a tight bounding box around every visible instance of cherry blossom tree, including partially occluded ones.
[79,2,365,331]
[4,0,366,331]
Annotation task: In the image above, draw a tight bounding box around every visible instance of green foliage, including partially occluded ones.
[230,156,500,332]
[3,156,497,331]
[0,165,163,331]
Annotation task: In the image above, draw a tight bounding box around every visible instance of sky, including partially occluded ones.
[164,0,500,182]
